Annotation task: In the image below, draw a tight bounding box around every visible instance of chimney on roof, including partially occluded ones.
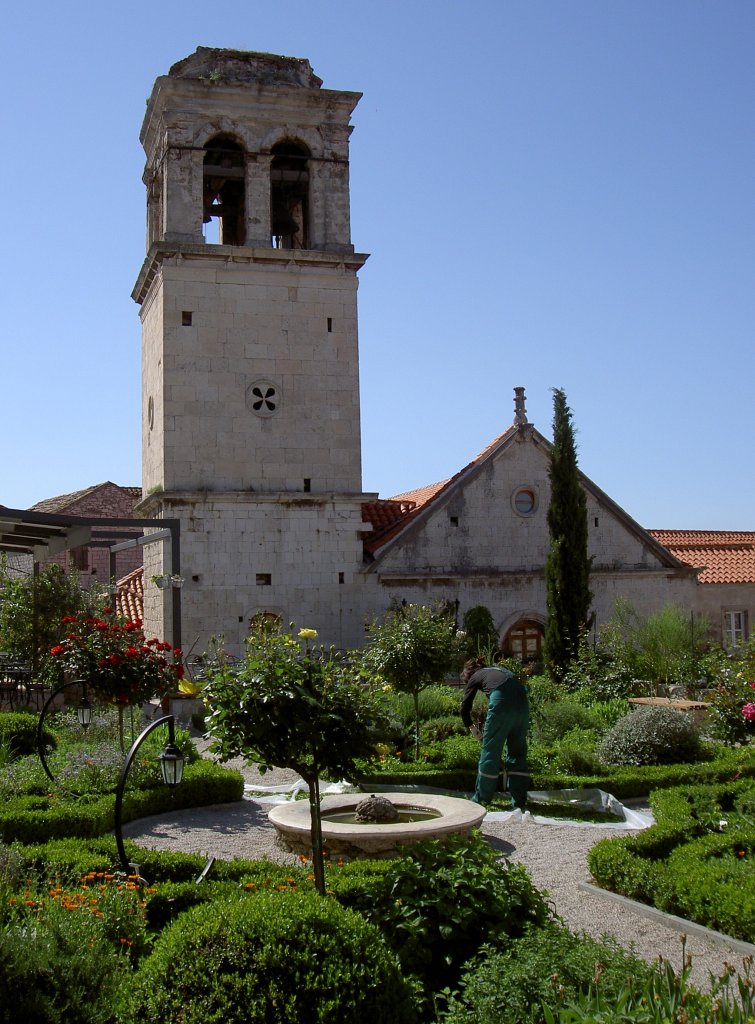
[513,386,528,427]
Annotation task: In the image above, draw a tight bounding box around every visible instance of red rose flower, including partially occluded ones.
[125,647,140,658]
[50,645,65,656]
[109,654,121,666]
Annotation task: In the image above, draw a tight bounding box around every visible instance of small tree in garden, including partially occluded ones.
[544,388,593,680]
[363,603,464,759]
[0,561,102,674]
[203,624,394,897]
[461,605,499,659]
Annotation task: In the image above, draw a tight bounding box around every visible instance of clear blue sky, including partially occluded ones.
[2,1,753,529]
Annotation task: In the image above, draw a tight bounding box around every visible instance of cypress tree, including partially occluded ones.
[543,388,593,679]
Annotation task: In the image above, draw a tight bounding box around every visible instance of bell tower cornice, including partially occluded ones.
[132,241,369,306]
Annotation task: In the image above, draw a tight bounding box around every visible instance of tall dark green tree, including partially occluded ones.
[543,388,593,679]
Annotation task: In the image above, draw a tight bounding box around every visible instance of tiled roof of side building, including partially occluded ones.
[31,484,105,513]
[30,482,141,514]
[648,530,755,584]
[116,567,144,623]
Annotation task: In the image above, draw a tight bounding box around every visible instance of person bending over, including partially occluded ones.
[460,656,529,809]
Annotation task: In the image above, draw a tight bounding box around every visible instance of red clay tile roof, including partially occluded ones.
[364,428,515,555]
[31,484,104,513]
[31,483,141,514]
[648,531,755,584]
[116,567,144,622]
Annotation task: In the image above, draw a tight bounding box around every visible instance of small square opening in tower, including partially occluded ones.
[182,311,193,326]
[256,573,272,586]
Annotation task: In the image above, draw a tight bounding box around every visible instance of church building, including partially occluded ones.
[130,48,744,659]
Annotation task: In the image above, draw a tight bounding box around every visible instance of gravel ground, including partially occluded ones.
[123,750,754,993]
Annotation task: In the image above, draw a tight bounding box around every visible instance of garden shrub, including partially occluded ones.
[525,674,564,713]
[0,885,131,1024]
[0,711,56,757]
[597,705,704,766]
[421,732,480,768]
[420,715,468,743]
[532,700,596,744]
[118,889,417,1024]
[390,685,464,727]
[355,830,552,1012]
[442,921,656,1024]
[551,726,601,775]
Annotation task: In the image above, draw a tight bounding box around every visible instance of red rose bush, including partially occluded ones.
[50,609,183,707]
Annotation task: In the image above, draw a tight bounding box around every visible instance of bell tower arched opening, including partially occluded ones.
[270,140,310,249]
[203,136,245,245]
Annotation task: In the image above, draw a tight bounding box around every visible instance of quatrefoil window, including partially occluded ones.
[246,380,280,418]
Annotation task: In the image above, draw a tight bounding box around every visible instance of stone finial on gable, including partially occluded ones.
[513,387,529,427]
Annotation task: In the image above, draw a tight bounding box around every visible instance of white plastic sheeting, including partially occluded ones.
[243,780,653,830]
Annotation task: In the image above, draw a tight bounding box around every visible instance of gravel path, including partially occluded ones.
[123,752,754,993]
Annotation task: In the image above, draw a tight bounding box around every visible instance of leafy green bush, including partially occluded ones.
[442,921,656,1024]
[421,733,480,768]
[552,727,601,775]
[525,674,564,713]
[420,715,468,743]
[0,881,133,1024]
[118,890,417,1024]
[461,605,498,658]
[0,712,56,758]
[532,700,597,744]
[597,705,703,766]
[390,685,464,727]
[703,644,755,745]
[354,831,552,1014]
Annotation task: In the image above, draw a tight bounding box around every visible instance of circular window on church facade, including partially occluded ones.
[511,486,537,517]
[246,380,280,418]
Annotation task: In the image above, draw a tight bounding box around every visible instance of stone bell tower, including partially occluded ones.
[133,48,373,653]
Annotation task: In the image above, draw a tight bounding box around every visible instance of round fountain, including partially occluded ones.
[268,792,486,860]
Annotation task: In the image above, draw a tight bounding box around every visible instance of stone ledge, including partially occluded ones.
[579,882,755,957]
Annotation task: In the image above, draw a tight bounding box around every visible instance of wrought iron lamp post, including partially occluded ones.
[37,680,94,786]
[114,714,185,874]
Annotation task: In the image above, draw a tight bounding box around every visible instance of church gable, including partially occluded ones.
[366,394,682,581]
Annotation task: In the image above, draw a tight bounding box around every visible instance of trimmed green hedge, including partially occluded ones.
[0,760,244,844]
[0,711,57,757]
[356,746,752,798]
[588,777,755,941]
[118,890,418,1024]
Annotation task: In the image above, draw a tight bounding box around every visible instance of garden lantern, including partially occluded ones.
[158,741,185,786]
[76,695,92,729]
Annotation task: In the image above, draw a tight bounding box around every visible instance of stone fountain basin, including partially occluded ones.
[268,792,486,860]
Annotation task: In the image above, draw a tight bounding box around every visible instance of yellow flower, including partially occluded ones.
[298,628,318,641]
[381,684,393,693]
[178,679,201,696]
